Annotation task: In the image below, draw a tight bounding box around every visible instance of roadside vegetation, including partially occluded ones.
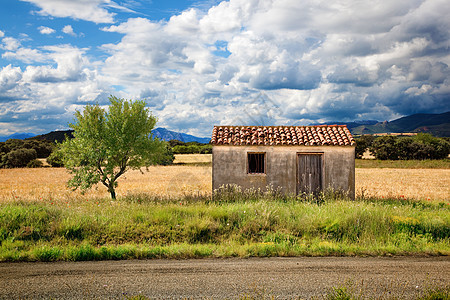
[1,187,448,262]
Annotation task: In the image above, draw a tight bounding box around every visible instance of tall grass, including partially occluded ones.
[0,188,449,262]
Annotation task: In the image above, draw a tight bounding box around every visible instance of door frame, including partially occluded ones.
[296,152,324,195]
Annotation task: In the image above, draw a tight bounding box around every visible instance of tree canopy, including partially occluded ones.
[58,96,169,199]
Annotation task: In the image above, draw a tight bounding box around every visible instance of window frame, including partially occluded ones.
[247,152,266,174]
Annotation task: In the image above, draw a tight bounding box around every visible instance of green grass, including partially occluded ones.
[0,189,449,262]
[356,159,450,169]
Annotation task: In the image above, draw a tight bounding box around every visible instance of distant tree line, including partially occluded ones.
[168,140,212,154]
[0,139,54,168]
[0,137,212,168]
[355,133,450,160]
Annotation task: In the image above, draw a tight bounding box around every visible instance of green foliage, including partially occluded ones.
[370,136,398,160]
[369,134,450,160]
[417,286,450,300]
[326,286,355,300]
[22,139,54,158]
[46,150,64,167]
[172,142,212,154]
[168,139,184,147]
[355,135,375,158]
[158,143,175,165]
[2,139,23,152]
[26,159,44,168]
[2,148,37,168]
[1,191,449,262]
[0,139,54,168]
[56,96,169,199]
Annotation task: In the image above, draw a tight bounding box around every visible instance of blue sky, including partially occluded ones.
[1,0,449,137]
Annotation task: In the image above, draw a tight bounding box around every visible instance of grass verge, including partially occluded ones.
[1,188,449,262]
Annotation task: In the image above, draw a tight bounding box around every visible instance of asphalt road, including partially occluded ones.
[0,257,449,299]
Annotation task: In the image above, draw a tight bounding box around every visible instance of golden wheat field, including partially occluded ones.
[0,163,449,203]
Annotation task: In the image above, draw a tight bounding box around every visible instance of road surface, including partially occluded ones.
[0,257,449,299]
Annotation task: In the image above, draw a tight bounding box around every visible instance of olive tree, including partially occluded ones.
[58,96,167,199]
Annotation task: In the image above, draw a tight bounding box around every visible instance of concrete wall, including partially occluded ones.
[212,145,355,199]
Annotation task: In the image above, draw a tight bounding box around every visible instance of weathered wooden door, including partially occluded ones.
[297,153,323,195]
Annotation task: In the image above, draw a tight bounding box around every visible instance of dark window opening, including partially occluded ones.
[248,153,265,174]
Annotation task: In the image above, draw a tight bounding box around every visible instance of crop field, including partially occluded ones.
[0,163,448,202]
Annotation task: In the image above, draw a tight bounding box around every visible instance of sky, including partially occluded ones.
[0,0,449,137]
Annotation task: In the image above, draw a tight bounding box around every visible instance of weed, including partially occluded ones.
[0,189,448,262]
[417,286,450,300]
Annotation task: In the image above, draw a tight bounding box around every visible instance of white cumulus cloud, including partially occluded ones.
[62,25,76,36]
[38,26,55,35]
[21,0,117,23]
[2,0,450,136]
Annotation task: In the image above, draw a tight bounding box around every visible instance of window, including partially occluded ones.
[248,153,265,174]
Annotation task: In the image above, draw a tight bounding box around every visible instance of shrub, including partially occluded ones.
[0,139,55,168]
[3,148,37,168]
[371,136,398,160]
[168,139,185,147]
[370,134,450,160]
[156,143,175,165]
[171,142,212,154]
[26,159,43,168]
[200,144,212,154]
[355,135,375,158]
[46,151,64,167]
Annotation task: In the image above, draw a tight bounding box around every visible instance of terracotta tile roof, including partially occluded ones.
[211,125,355,146]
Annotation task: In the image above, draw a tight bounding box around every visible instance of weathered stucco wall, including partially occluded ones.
[212,145,355,199]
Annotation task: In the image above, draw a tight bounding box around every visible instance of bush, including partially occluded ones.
[371,136,398,160]
[355,135,375,158]
[370,134,450,160]
[0,139,55,168]
[172,143,212,154]
[156,143,175,165]
[3,148,37,168]
[27,159,43,168]
[168,140,185,148]
[46,150,64,167]
[22,140,54,158]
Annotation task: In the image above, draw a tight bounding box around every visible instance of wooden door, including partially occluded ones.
[297,153,323,195]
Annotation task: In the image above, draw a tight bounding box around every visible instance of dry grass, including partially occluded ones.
[174,154,212,164]
[355,168,450,200]
[0,165,448,202]
[0,166,211,202]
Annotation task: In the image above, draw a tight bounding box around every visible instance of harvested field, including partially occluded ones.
[0,165,448,202]
[356,168,449,200]
[0,166,211,202]
[174,154,212,164]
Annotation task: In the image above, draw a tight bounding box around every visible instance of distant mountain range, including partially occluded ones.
[152,127,211,143]
[0,132,36,142]
[0,127,211,143]
[317,111,450,137]
[1,111,449,142]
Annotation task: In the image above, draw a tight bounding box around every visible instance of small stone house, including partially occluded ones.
[211,125,356,199]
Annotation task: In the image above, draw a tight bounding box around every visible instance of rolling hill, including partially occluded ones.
[349,111,450,136]
[2,111,449,142]
[2,128,211,144]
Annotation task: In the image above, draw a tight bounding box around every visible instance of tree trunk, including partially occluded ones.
[108,185,116,200]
